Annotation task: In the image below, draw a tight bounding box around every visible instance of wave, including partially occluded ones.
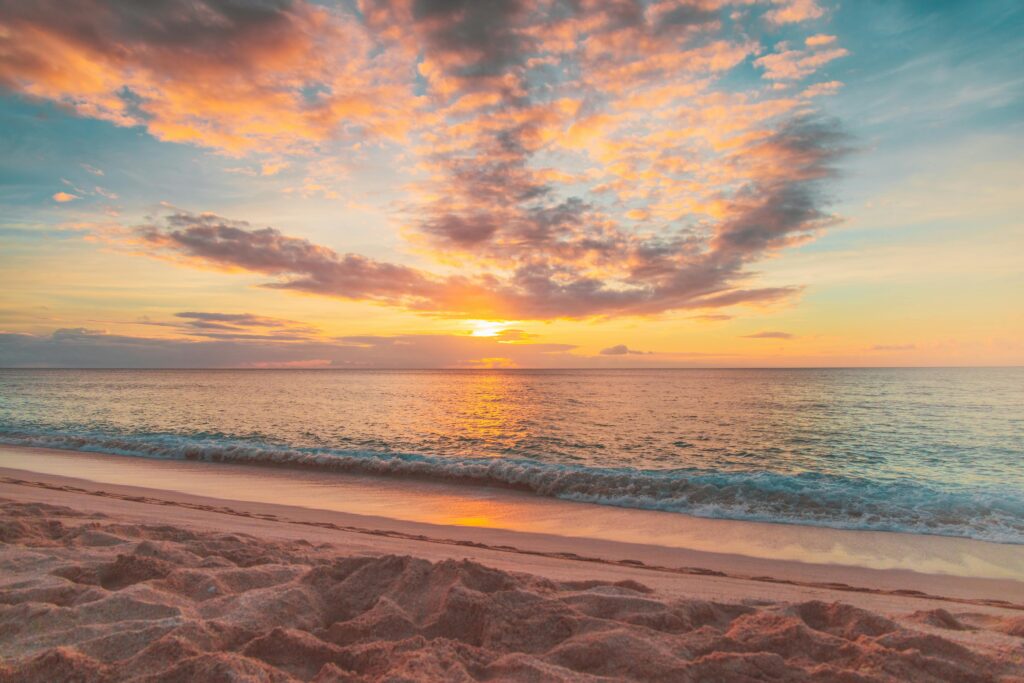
[2,429,1023,544]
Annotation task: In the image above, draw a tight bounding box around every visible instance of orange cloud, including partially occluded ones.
[765,0,824,26]
[0,0,415,155]
[801,80,843,98]
[7,1,853,322]
[805,34,837,47]
[755,42,848,81]
[52,192,79,202]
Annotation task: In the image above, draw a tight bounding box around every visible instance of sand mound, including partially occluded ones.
[0,499,1021,682]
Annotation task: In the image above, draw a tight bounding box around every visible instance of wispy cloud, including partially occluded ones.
[742,331,795,339]
[872,344,916,352]
[755,40,848,81]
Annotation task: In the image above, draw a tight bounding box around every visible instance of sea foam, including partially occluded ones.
[2,428,1023,544]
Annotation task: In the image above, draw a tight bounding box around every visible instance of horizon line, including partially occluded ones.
[1,366,1021,371]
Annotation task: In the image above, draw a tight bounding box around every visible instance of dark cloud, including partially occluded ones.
[741,331,795,340]
[132,175,830,319]
[172,311,317,336]
[137,212,442,307]
[651,3,719,32]
[176,312,286,326]
[712,118,849,258]
[0,0,299,70]
[416,117,843,318]
[420,213,501,246]
[409,0,532,78]
[599,344,649,355]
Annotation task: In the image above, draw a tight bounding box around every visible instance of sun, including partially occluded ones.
[468,320,510,337]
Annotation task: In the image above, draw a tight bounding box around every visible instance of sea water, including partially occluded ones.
[1,368,1021,543]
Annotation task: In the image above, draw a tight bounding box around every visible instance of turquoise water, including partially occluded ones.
[0,368,1021,542]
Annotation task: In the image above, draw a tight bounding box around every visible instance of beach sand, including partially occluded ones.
[1,464,1024,681]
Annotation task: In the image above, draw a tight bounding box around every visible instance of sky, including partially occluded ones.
[0,0,1021,368]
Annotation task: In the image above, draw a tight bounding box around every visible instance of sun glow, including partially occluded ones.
[468,320,510,337]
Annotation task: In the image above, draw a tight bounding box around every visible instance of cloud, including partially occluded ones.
[260,162,289,177]
[135,212,443,309]
[131,114,845,319]
[51,327,107,339]
[805,34,836,48]
[52,192,79,202]
[741,331,794,339]
[872,344,916,352]
[599,344,650,355]
[128,311,320,341]
[765,0,824,26]
[248,359,333,369]
[174,311,319,339]
[801,80,843,98]
[175,311,295,326]
[9,1,853,323]
[0,0,413,154]
[0,327,586,369]
[755,42,848,81]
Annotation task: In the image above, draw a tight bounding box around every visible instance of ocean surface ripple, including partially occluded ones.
[1,368,1022,543]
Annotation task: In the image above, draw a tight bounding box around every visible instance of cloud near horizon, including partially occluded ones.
[134,311,322,341]
[0,326,588,369]
[872,344,915,352]
[599,344,651,355]
[742,331,795,339]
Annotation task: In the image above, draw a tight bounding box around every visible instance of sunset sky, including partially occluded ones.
[1,0,1021,368]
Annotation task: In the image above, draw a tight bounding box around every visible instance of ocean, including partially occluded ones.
[1,367,1021,543]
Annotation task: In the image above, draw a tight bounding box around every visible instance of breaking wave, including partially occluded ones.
[2,428,1023,544]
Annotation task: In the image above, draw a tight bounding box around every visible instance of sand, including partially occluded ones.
[2,475,1024,682]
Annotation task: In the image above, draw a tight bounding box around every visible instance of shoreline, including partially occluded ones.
[2,443,1023,586]
[1,456,1023,607]
[3,473,1023,611]
[2,432,1020,548]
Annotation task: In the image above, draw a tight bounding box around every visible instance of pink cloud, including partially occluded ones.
[742,331,795,339]
[0,0,415,155]
[7,1,853,322]
[755,43,848,81]
[805,34,837,47]
[801,80,843,98]
[765,0,824,26]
